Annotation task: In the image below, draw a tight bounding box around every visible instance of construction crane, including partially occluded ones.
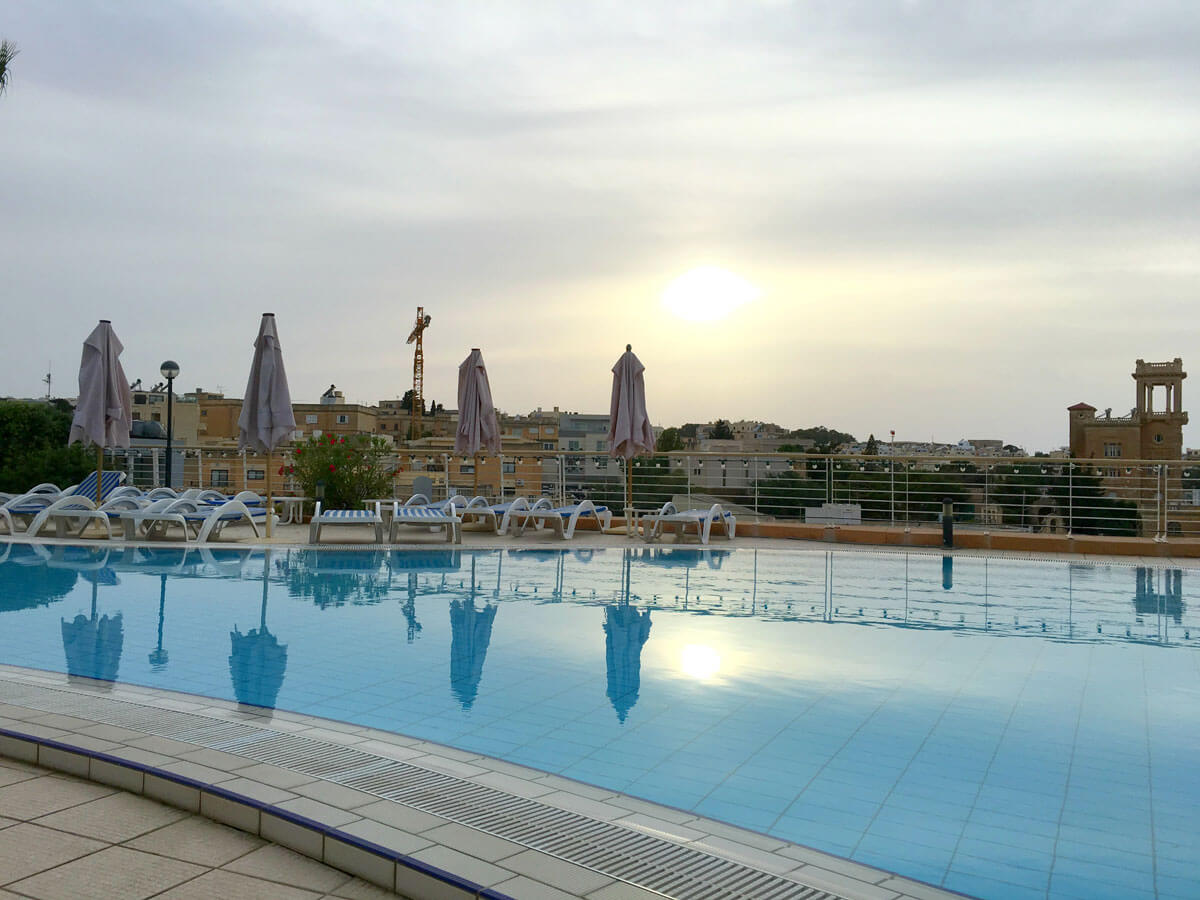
[405,307,432,441]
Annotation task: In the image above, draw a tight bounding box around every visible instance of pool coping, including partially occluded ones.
[0,665,970,900]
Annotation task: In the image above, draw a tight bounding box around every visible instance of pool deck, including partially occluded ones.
[2,525,1196,899]
[0,662,965,900]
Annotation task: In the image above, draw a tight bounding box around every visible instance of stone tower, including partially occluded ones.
[1132,358,1187,459]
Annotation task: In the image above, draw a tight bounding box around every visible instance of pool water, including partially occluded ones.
[0,542,1197,900]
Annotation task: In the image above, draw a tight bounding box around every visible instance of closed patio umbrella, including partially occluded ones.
[608,345,656,528]
[449,592,498,710]
[454,348,501,497]
[69,320,133,503]
[237,313,297,537]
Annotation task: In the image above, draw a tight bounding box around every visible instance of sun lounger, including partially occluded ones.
[309,502,384,543]
[641,502,736,545]
[119,498,265,543]
[388,501,461,544]
[25,494,150,540]
[509,498,612,540]
[0,471,127,534]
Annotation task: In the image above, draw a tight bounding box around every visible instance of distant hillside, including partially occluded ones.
[784,426,856,450]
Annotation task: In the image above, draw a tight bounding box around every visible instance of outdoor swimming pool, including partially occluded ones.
[0,542,1196,900]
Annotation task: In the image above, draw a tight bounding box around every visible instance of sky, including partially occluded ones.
[2,1,1198,452]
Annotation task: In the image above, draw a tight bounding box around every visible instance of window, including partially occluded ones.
[337,414,349,425]
[594,458,608,470]
[151,413,161,422]
[565,460,583,474]
[200,410,207,416]
[1104,443,1122,458]
[132,412,141,421]
[568,440,581,451]
[542,443,554,451]
[1154,433,1164,443]
[306,414,318,424]
[291,430,303,440]
[459,463,475,474]
[210,469,229,487]
[595,440,606,452]
[246,469,265,481]
[134,395,147,405]
[502,462,516,474]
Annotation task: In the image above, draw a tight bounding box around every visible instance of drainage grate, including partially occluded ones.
[0,679,843,900]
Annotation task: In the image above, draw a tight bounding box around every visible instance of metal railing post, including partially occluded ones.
[686,455,692,509]
[1068,462,1073,535]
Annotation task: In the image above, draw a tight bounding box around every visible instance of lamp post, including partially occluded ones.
[160,360,179,488]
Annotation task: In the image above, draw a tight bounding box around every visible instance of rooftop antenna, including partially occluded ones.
[43,363,51,400]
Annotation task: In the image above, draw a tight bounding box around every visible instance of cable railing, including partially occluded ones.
[96,446,1200,539]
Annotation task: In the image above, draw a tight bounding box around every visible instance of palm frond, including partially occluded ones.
[0,40,20,97]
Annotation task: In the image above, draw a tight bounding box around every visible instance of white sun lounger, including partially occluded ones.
[641,502,736,545]
[509,498,612,540]
[28,494,155,540]
[309,501,384,543]
[119,498,265,543]
[388,501,461,544]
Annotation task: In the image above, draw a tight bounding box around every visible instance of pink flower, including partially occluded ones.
[329,464,336,472]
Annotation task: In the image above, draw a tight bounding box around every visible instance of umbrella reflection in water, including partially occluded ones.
[230,550,288,710]
[61,552,123,684]
[605,549,652,723]
[449,555,497,710]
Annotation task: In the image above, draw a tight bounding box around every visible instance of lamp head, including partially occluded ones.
[160,360,180,380]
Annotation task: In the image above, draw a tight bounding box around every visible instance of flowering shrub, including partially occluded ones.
[285,433,394,510]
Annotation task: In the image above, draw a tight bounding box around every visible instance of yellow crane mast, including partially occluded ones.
[405,307,432,441]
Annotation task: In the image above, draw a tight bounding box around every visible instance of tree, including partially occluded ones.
[0,401,94,493]
[710,419,733,440]
[656,427,683,453]
[399,389,423,414]
[0,41,17,97]
[678,423,699,439]
[864,434,879,456]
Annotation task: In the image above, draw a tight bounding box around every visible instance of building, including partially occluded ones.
[129,384,199,444]
[190,387,378,446]
[1068,359,1187,461]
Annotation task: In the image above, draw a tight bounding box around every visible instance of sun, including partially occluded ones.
[680,644,721,680]
[661,267,761,322]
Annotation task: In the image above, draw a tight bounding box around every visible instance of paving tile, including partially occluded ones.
[336,819,434,855]
[323,836,395,891]
[539,791,627,821]
[586,882,666,900]
[262,812,325,858]
[126,815,265,867]
[144,773,201,812]
[276,796,363,828]
[0,774,115,819]
[0,823,107,885]
[500,849,613,894]
[421,822,524,862]
[6,845,205,900]
[613,813,708,843]
[790,865,904,900]
[150,869,325,900]
[213,777,298,806]
[34,790,187,842]
[0,758,42,776]
[159,759,240,785]
[492,875,586,900]
[354,800,449,835]
[176,747,256,772]
[201,791,261,833]
[0,735,39,763]
[290,780,379,810]
[224,843,354,893]
[88,758,143,793]
[232,763,318,790]
[0,766,38,788]
[36,745,90,778]
[75,723,146,743]
[125,735,197,757]
[327,876,402,899]
[470,770,556,799]
[409,845,515,887]
[394,861,479,900]
[0,818,16,830]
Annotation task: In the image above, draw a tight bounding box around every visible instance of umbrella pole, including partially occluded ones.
[626,459,634,537]
[473,453,479,498]
[91,579,98,619]
[266,451,273,538]
[96,446,104,504]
